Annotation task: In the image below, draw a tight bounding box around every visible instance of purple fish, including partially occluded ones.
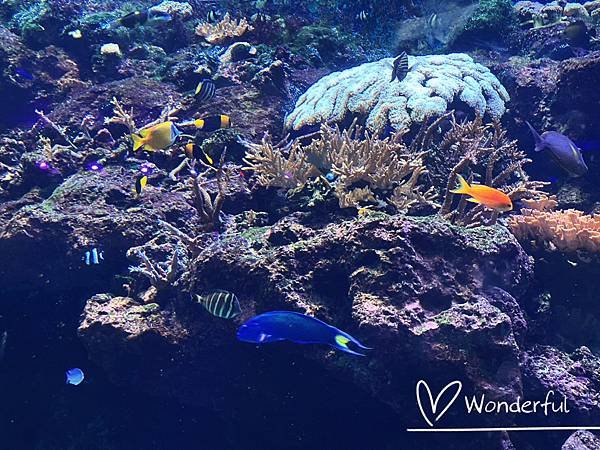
[526,121,588,177]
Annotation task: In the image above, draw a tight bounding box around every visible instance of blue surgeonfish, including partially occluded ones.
[83,248,104,266]
[66,368,84,385]
[237,311,371,356]
[526,121,588,177]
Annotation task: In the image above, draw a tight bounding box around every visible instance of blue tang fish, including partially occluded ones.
[65,368,84,385]
[526,121,588,177]
[237,311,371,356]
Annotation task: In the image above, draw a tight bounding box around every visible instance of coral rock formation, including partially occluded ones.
[509,208,600,253]
[285,53,510,134]
[195,13,253,45]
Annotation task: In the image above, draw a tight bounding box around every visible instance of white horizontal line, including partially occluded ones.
[407,426,600,432]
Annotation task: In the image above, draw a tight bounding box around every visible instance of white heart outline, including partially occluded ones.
[416,379,462,427]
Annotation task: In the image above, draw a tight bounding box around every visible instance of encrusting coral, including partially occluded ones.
[509,206,600,253]
[284,53,510,135]
[244,122,437,211]
[195,13,254,45]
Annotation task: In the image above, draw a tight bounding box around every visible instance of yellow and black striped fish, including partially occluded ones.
[184,141,214,165]
[134,174,148,195]
[195,79,216,103]
[194,115,231,132]
[195,290,241,319]
[391,51,409,83]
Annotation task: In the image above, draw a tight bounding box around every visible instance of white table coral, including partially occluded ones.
[285,53,510,134]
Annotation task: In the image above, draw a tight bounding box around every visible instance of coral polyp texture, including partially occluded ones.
[284,53,510,134]
[195,13,254,45]
[509,208,600,253]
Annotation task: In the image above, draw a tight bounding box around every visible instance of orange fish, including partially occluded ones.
[450,174,513,212]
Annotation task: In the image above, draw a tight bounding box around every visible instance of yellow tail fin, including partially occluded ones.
[450,174,471,195]
[131,134,144,151]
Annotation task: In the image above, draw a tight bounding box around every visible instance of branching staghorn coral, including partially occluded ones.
[509,207,600,253]
[413,114,547,226]
[195,13,254,44]
[242,136,319,189]
[127,236,185,302]
[189,154,230,230]
[244,123,437,211]
[105,97,137,133]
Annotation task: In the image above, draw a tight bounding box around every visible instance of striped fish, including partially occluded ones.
[195,79,216,103]
[391,51,409,83]
[196,290,241,319]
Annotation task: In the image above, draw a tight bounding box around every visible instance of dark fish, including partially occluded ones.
[237,311,371,356]
[194,115,231,132]
[356,10,369,21]
[196,290,241,319]
[118,10,149,28]
[564,21,593,47]
[526,121,588,177]
[184,141,214,165]
[135,174,148,195]
[206,10,219,23]
[391,51,409,83]
[194,79,216,103]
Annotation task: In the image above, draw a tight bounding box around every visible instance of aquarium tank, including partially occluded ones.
[2,0,600,448]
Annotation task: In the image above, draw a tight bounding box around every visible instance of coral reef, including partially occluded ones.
[509,208,600,253]
[195,13,253,45]
[244,123,436,211]
[285,53,510,134]
[2,0,600,447]
[433,115,547,226]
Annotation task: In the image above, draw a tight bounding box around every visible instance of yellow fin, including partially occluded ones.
[466,197,480,203]
[335,335,350,347]
[131,134,145,151]
[139,128,151,138]
[450,174,471,195]
[194,119,205,129]
[203,150,214,165]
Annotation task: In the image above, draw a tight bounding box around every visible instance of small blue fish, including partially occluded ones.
[325,172,336,182]
[237,311,371,356]
[526,121,588,177]
[14,67,34,81]
[83,248,104,266]
[65,368,84,385]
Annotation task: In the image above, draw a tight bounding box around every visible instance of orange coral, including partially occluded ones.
[508,208,600,253]
[195,13,253,45]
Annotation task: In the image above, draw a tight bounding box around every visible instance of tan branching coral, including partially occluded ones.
[242,136,319,189]
[420,114,547,226]
[195,13,253,45]
[509,208,600,253]
[244,123,436,211]
[105,97,136,133]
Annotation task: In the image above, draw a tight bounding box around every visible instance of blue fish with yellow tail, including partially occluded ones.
[237,311,371,356]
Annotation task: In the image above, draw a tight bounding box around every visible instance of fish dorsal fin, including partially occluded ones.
[569,142,580,159]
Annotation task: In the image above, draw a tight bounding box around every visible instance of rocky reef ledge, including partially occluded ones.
[79,215,537,430]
